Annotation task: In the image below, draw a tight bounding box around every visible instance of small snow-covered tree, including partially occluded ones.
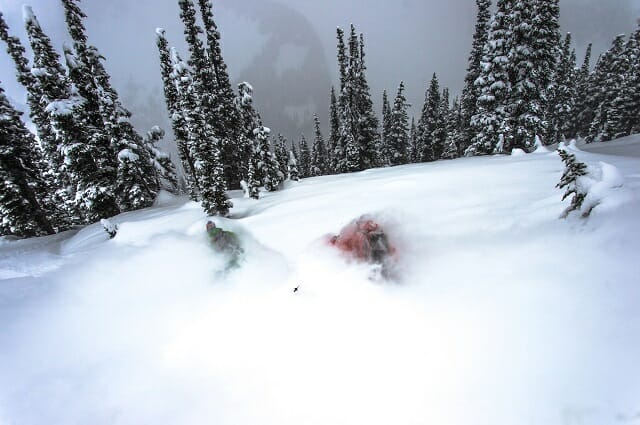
[556,148,589,218]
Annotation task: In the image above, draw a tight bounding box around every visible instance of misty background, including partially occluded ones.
[1,0,639,148]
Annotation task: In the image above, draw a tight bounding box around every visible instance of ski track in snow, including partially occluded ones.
[1,138,640,425]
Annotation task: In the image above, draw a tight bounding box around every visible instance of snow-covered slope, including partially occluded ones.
[1,141,640,425]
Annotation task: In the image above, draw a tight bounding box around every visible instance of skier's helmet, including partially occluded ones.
[206,221,215,232]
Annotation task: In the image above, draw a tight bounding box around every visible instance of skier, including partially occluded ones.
[327,216,396,278]
[206,221,243,269]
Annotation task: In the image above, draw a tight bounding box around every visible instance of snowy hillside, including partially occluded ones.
[1,139,640,425]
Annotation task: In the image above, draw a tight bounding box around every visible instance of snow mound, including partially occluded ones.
[579,161,633,215]
[511,148,526,156]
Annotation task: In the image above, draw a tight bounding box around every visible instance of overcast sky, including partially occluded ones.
[1,0,639,142]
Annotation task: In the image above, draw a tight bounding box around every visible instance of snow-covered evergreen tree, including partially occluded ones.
[508,0,557,151]
[557,148,589,218]
[274,134,290,179]
[310,115,328,176]
[624,25,640,134]
[572,44,593,139]
[416,73,441,162]
[334,25,379,173]
[387,81,410,166]
[460,0,492,154]
[587,35,627,142]
[287,150,300,181]
[442,97,462,160]
[198,144,232,216]
[468,0,514,156]
[62,0,161,213]
[433,87,450,159]
[0,82,57,237]
[298,135,311,178]
[409,117,419,163]
[610,25,640,138]
[256,126,282,192]
[24,5,121,223]
[156,28,194,196]
[169,47,200,198]
[198,0,244,188]
[0,12,57,171]
[352,30,379,170]
[381,89,392,166]
[328,86,341,173]
[545,32,577,145]
[143,126,179,194]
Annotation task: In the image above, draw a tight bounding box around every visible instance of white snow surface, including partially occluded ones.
[2,140,640,425]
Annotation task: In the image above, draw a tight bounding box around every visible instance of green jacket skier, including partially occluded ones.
[206,221,243,268]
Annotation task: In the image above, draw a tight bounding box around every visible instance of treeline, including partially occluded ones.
[1,1,178,238]
[3,0,640,239]
[314,0,640,173]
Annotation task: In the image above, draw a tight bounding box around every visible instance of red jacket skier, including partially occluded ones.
[328,216,395,265]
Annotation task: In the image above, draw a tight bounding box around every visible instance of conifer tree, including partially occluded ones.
[198,0,244,187]
[288,150,300,181]
[144,126,179,193]
[256,126,282,192]
[0,12,57,168]
[442,97,462,160]
[169,47,200,198]
[557,148,589,218]
[275,134,290,178]
[545,33,577,144]
[587,35,626,142]
[311,115,328,176]
[409,117,419,163]
[572,44,593,139]
[298,135,311,178]
[509,0,556,150]
[624,26,640,134]
[529,0,561,145]
[468,0,514,155]
[433,87,450,159]
[328,86,341,173]
[0,82,57,237]
[610,25,640,138]
[199,145,232,216]
[416,73,441,161]
[156,28,195,194]
[460,0,492,153]
[381,89,392,166]
[387,81,410,165]
[62,0,161,212]
[24,5,121,222]
[353,30,379,170]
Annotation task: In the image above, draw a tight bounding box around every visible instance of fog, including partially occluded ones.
[0,0,639,144]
